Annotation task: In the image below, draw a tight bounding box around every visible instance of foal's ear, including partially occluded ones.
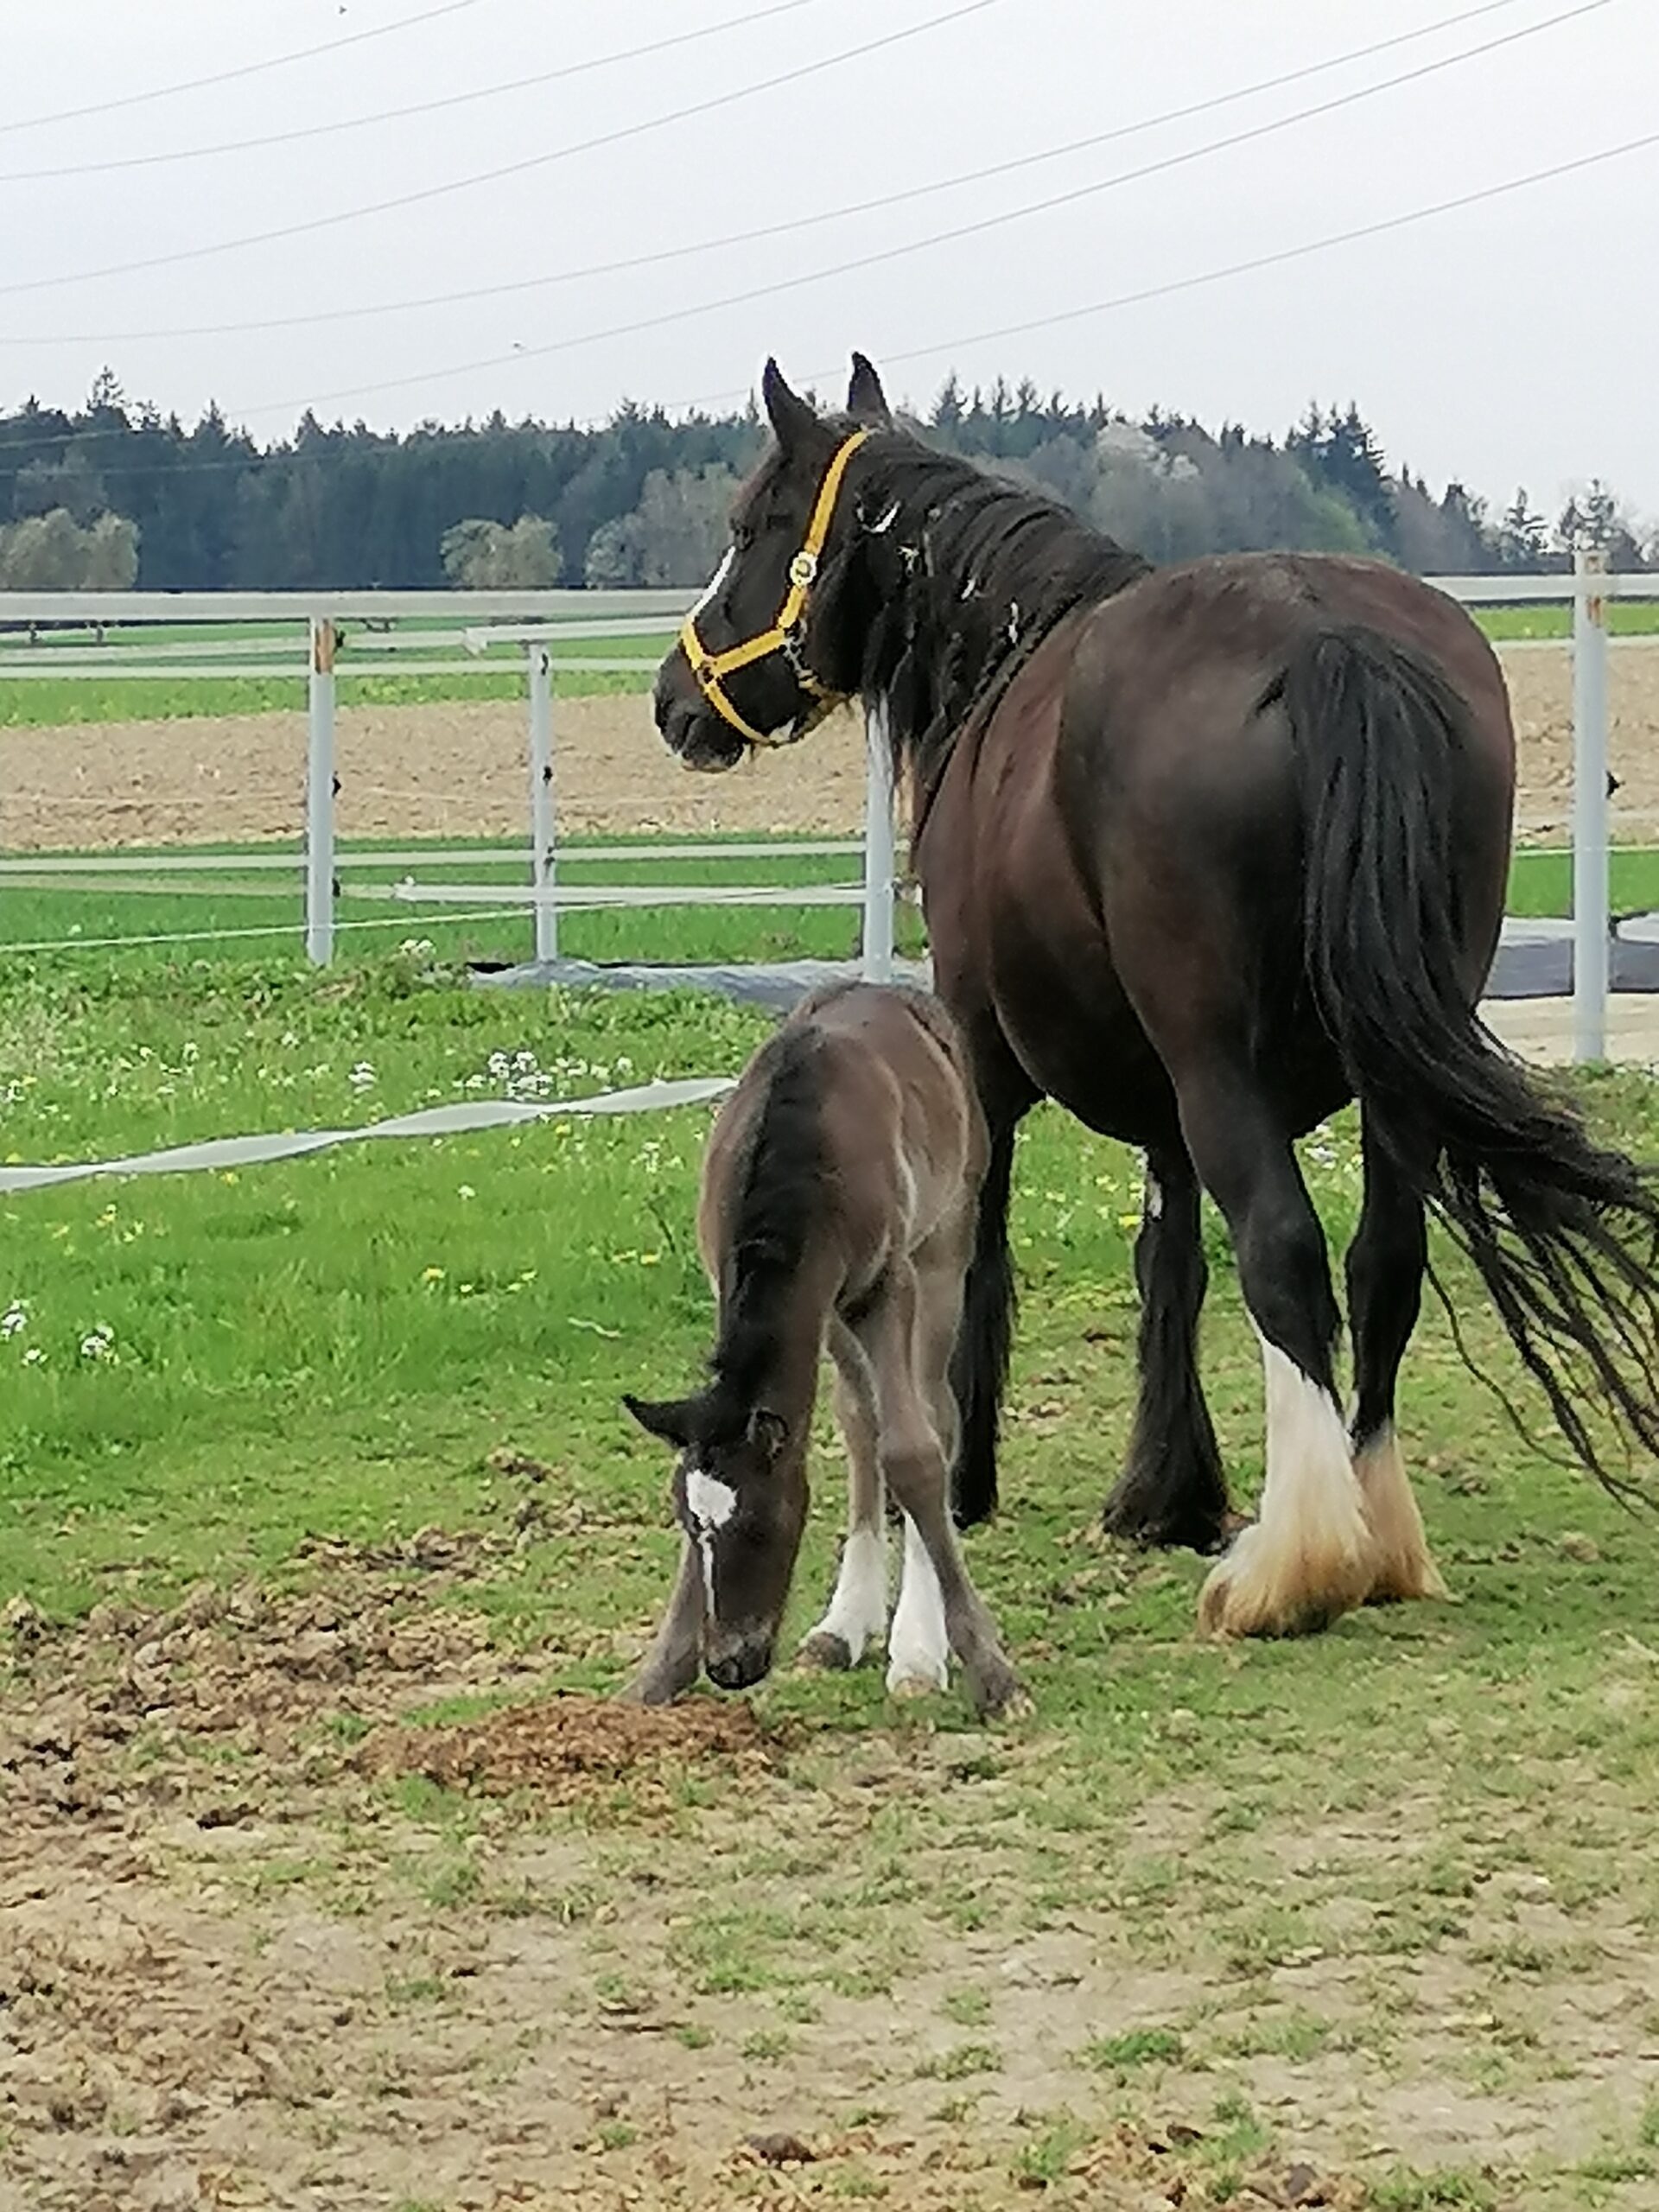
[761,359,818,453]
[747,1407,788,1463]
[622,1391,698,1451]
[846,352,891,425]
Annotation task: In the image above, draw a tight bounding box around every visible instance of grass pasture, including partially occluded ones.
[0,836,1649,983]
[5,925,1659,2210]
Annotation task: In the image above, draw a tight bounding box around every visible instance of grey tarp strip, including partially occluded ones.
[0,1077,734,1196]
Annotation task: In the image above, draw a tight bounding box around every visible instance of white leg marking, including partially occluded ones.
[805,1524,890,1663]
[1355,1423,1447,1603]
[1198,1329,1375,1637]
[887,1513,950,1696]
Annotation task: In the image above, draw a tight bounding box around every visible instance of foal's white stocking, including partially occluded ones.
[803,1523,890,1665]
[887,1511,950,1696]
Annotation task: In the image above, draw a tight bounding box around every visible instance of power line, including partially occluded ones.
[0,0,829,186]
[0,0,1539,349]
[834,125,1659,394]
[0,0,1006,302]
[0,0,490,139]
[8,117,1653,486]
[220,0,1614,428]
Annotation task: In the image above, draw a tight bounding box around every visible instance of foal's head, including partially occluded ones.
[624,1383,807,1690]
[653,353,893,772]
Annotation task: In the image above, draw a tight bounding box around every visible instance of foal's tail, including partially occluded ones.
[1284,624,1659,1499]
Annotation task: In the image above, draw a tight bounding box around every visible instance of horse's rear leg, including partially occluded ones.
[798,1320,890,1670]
[1181,1081,1374,1637]
[860,1260,1027,1719]
[1346,1116,1447,1604]
[1101,1142,1233,1553]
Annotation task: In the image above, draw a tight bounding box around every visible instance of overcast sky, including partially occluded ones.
[3,0,1656,522]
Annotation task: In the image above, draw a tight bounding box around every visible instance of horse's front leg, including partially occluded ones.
[864,1258,1028,1721]
[619,1535,704,1704]
[797,1319,890,1670]
[1101,1141,1235,1554]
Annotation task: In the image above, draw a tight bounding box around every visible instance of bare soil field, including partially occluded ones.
[3,645,1658,851]
[8,1544,1656,2212]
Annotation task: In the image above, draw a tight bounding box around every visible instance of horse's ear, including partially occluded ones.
[747,1407,788,1463]
[761,359,818,453]
[623,1391,698,1450]
[846,353,891,425]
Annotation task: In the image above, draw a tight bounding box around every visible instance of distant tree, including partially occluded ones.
[439,513,563,588]
[11,448,106,525]
[1497,487,1549,569]
[81,512,140,588]
[0,505,137,588]
[931,373,964,433]
[584,464,740,588]
[1555,478,1649,570]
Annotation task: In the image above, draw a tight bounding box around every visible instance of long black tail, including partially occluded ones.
[950,1120,1020,1528]
[1284,625,1659,1498]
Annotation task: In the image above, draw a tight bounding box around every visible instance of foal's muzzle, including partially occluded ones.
[704,1631,775,1692]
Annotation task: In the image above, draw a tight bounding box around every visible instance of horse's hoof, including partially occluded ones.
[887,1670,946,1701]
[797,1630,855,1672]
[976,1678,1033,1723]
[616,1674,676,1706]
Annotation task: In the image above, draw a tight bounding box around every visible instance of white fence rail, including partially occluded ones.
[3,563,1658,1047]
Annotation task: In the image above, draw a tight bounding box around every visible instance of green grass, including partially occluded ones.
[0,833,1647,982]
[0,618,671,726]
[0,832,912,972]
[1476,601,1659,642]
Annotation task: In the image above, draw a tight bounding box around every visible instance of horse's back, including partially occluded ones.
[700,983,983,1286]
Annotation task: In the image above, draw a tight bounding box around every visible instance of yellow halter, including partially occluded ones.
[678,428,872,749]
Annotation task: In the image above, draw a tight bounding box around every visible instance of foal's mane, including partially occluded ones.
[709,1020,826,1411]
[823,429,1150,811]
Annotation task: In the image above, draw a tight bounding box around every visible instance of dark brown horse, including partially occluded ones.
[653,354,1659,1638]
[624,979,1026,1717]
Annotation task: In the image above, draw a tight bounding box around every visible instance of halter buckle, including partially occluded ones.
[788,550,818,588]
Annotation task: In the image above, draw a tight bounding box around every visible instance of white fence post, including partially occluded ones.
[527,643,557,964]
[861,702,896,983]
[305,615,337,966]
[1572,546,1610,1061]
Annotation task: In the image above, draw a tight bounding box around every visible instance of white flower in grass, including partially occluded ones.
[3,1301,26,1339]
[349,1062,377,1091]
[486,1051,511,1080]
[22,1346,45,1367]
[79,1324,116,1362]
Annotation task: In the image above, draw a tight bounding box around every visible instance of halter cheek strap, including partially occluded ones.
[679,427,872,749]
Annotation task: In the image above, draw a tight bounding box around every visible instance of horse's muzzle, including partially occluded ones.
[653,658,747,773]
[704,1633,774,1692]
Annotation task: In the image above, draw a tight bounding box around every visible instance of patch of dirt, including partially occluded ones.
[0,696,872,851]
[5,1563,1659,2210]
[4,645,1658,852]
[364,1692,782,1803]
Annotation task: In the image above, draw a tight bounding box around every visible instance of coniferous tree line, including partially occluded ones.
[0,366,1650,593]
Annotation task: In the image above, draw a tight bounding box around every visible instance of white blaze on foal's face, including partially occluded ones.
[683,1460,737,1605]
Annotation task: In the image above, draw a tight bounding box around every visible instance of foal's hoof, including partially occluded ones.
[887,1669,946,1702]
[616,1671,677,1707]
[796,1630,855,1673]
[975,1673,1033,1724]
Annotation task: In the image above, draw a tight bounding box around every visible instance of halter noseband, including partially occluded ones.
[678,428,871,749]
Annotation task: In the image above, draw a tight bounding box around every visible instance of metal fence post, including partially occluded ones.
[527,643,557,964]
[1572,546,1610,1061]
[305,614,337,965]
[861,702,896,983]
